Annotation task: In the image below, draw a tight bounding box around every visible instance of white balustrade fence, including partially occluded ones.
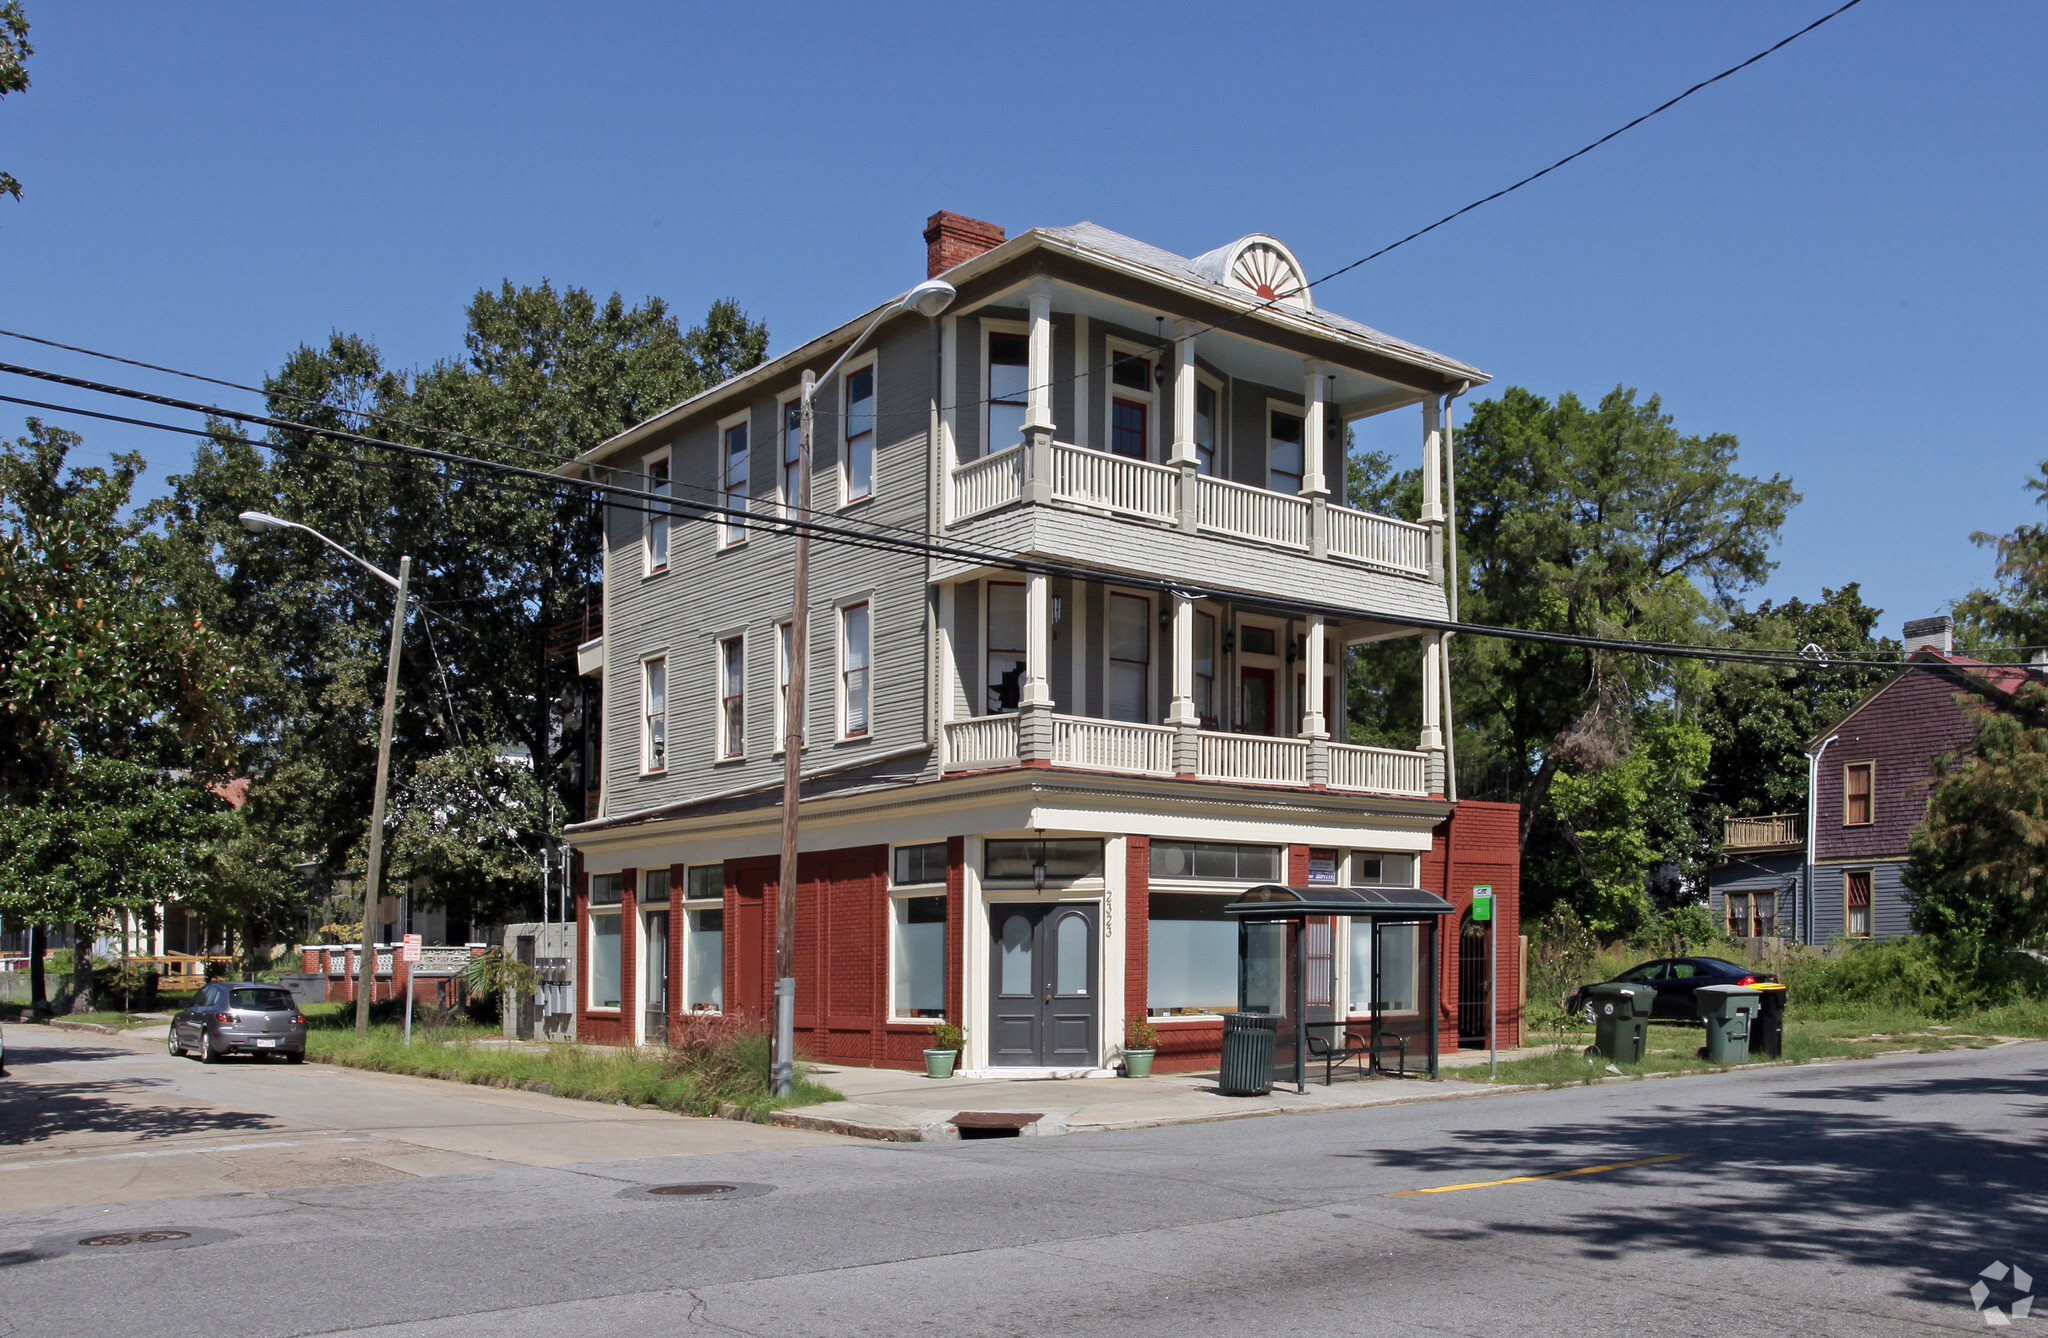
[950,445,1023,520]
[1328,743,1428,796]
[1197,732,1310,785]
[1052,715,1173,775]
[1196,475,1310,550]
[944,715,1019,770]
[414,947,477,976]
[1323,504,1430,576]
[1050,444,1177,522]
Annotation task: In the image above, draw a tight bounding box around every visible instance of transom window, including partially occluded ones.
[844,364,876,502]
[1150,842,1281,881]
[987,331,1028,453]
[589,873,623,907]
[892,842,948,886]
[984,838,1104,882]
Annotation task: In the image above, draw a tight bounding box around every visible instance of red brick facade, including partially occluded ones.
[924,210,1005,277]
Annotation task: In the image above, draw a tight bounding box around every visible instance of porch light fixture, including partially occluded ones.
[1033,829,1047,890]
[775,275,958,1096]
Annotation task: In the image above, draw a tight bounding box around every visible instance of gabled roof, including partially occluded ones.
[1804,648,2033,754]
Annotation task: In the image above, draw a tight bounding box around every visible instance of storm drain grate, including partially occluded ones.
[951,1112,1044,1139]
[648,1183,737,1197]
[79,1230,191,1247]
[617,1180,774,1203]
[32,1226,236,1258]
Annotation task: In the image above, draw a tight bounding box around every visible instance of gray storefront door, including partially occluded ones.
[989,902,1099,1067]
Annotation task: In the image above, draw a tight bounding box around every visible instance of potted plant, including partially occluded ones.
[1123,1016,1158,1078]
[925,1020,964,1079]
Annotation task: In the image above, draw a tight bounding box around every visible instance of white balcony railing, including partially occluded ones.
[1052,715,1174,775]
[1050,444,1177,523]
[1197,731,1310,785]
[1196,474,1311,550]
[944,715,1018,770]
[414,946,477,976]
[1323,504,1430,576]
[1328,743,1429,797]
[950,444,1024,521]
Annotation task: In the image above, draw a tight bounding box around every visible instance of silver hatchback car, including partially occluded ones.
[170,981,308,1063]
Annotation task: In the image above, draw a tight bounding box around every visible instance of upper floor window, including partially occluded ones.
[1268,410,1304,493]
[1108,592,1152,723]
[1843,761,1874,825]
[986,580,1026,713]
[843,364,876,503]
[642,657,667,772]
[721,420,749,546]
[782,398,803,519]
[1194,610,1217,726]
[1194,381,1219,476]
[645,456,671,573]
[987,331,1028,453]
[840,601,871,737]
[718,635,745,760]
[1108,347,1153,462]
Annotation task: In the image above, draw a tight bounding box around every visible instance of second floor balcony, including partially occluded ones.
[1724,814,1805,853]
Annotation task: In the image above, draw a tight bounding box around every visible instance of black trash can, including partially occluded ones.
[1219,1012,1279,1096]
[1750,982,1787,1059]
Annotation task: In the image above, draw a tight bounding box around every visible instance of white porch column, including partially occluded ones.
[939,314,959,523]
[1301,361,1330,497]
[1301,615,1328,739]
[1022,282,1056,506]
[1420,631,1444,751]
[1022,570,1053,708]
[1421,397,1444,581]
[1170,324,1198,467]
[1167,593,1198,726]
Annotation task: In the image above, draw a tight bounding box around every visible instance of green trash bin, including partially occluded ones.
[1583,982,1652,1065]
[1696,984,1762,1064]
[1219,1012,1279,1096]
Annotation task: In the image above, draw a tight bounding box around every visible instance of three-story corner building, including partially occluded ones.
[561,212,1523,1073]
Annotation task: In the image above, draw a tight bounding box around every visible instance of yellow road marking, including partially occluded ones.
[1387,1152,1693,1196]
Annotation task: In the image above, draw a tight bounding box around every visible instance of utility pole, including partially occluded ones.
[357,555,413,1035]
[773,369,815,1097]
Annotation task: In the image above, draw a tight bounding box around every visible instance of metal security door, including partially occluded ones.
[990,903,1100,1066]
[1457,911,1488,1047]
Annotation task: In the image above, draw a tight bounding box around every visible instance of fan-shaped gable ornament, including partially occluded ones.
[1225,238,1312,311]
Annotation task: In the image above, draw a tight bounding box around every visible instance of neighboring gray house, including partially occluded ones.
[558,212,1524,1073]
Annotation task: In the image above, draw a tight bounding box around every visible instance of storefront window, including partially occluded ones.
[1349,922,1417,1013]
[683,905,723,1012]
[1147,893,1237,1016]
[588,911,621,1010]
[892,896,946,1018]
[1351,853,1416,887]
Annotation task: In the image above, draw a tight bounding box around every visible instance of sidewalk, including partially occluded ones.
[777,1044,1558,1142]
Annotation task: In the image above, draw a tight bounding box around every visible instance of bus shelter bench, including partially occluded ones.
[1305,1025,1411,1085]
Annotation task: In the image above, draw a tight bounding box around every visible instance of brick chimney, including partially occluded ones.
[1902,615,1953,655]
[924,211,1005,278]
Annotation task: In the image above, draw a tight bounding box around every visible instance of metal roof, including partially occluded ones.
[1222,884,1457,918]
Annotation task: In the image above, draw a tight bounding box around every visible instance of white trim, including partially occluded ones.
[717,408,751,548]
[885,845,949,1023]
[839,352,879,507]
[1103,335,1161,463]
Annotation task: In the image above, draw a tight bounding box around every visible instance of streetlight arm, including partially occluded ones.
[800,279,958,407]
[239,511,401,590]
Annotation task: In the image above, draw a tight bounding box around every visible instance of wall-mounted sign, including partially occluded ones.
[1307,849,1338,884]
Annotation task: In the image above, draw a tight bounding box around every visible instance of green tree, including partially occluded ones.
[1956,459,2048,652]
[1544,717,1713,933]
[162,286,767,932]
[1907,682,2048,957]
[0,2,30,203]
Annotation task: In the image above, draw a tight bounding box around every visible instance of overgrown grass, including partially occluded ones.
[302,1016,842,1119]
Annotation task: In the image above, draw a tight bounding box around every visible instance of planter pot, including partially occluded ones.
[1123,1048,1156,1079]
[923,1048,958,1079]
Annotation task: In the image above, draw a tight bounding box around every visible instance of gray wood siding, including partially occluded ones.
[601,319,938,818]
[1813,860,1915,942]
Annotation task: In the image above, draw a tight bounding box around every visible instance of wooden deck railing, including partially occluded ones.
[1725,814,1804,849]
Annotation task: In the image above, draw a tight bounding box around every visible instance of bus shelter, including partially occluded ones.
[1223,884,1455,1093]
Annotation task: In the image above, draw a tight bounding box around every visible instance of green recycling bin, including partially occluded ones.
[1219,1012,1279,1096]
[1583,982,1653,1065]
[1696,984,1762,1064]
[1749,982,1787,1059]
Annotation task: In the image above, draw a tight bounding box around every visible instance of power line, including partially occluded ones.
[2,370,1993,678]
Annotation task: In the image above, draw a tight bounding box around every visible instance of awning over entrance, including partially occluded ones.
[1222,884,1454,1092]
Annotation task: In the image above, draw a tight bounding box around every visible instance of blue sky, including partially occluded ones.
[4,2,2042,634]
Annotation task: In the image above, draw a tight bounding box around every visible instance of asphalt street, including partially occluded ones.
[1,1027,2042,1337]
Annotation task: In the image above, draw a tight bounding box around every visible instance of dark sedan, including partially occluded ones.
[169,981,308,1062]
[1569,957,1778,1023]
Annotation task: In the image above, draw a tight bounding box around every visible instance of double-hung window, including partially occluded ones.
[1268,410,1305,493]
[782,398,802,519]
[1108,347,1152,461]
[1195,381,1220,475]
[721,419,749,546]
[843,364,876,503]
[643,657,667,772]
[1194,610,1217,726]
[840,602,871,738]
[1844,761,1874,825]
[985,580,1026,713]
[645,456,671,572]
[890,843,948,1019]
[1108,592,1152,723]
[717,636,744,760]
[1845,870,1872,937]
[987,331,1029,453]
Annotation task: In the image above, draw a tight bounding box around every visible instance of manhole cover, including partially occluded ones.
[79,1230,190,1247]
[617,1180,773,1203]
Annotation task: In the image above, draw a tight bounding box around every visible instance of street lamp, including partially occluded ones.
[240,510,412,1037]
[774,278,955,1094]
